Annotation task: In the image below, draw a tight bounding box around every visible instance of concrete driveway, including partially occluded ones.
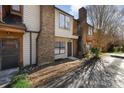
[0,68,19,88]
[40,54,124,88]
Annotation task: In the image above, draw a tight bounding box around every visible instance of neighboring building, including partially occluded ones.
[85,24,94,51]
[0,5,80,70]
[0,5,40,70]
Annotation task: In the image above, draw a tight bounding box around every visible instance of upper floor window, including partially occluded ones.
[0,6,2,21]
[59,13,70,30]
[59,13,65,28]
[12,5,20,12]
[11,5,22,16]
[88,27,93,36]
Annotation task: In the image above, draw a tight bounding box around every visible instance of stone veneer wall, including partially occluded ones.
[37,6,55,65]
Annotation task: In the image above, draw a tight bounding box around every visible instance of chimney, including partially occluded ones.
[78,7,88,57]
[79,7,87,24]
[37,5,55,65]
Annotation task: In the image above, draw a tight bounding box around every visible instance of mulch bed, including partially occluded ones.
[27,59,83,87]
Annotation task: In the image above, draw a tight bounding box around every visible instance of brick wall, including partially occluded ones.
[37,6,55,65]
[78,7,88,55]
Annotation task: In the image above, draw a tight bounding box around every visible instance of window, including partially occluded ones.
[59,13,70,30]
[12,5,20,12]
[0,6,2,21]
[11,5,22,16]
[65,16,70,30]
[55,42,65,55]
[88,27,93,35]
[87,43,92,50]
[59,14,65,28]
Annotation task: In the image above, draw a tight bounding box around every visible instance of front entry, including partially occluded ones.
[0,39,19,70]
[67,42,72,57]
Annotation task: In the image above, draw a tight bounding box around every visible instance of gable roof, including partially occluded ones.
[54,6,74,18]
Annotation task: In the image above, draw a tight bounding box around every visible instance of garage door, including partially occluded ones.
[0,39,19,70]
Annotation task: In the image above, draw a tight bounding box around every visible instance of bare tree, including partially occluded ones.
[86,5,123,51]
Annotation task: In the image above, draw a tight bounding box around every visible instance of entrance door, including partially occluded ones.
[0,39,19,70]
[67,42,72,57]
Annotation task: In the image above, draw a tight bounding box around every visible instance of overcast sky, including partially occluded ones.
[56,5,124,19]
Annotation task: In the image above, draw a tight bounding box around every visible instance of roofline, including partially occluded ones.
[54,6,74,18]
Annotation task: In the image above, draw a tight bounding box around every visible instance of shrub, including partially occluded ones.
[85,51,92,59]
[91,47,100,58]
[113,47,122,53]
[10,74,31,88]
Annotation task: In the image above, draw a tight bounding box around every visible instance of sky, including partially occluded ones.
[56,5,84,19]
[56,5,124,19]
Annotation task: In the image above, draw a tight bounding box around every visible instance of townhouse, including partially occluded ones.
[54,7,78,59]
[0,5,92,70]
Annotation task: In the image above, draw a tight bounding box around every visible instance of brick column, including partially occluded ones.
[78,7,88,56]
[37,5,55,65]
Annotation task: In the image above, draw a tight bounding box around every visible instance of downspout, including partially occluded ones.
[36,30,40,65]
[36,5,41,65]
[24,24,32,66]
[30,31,32,66]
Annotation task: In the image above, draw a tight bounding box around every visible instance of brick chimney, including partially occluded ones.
[78,7,88,57]
[79,7,87,25]
[37,5,55,65]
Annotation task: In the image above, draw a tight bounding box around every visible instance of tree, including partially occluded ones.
[86,5,123,51]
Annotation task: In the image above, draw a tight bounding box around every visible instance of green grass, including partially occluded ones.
[10,74,32,88]
[11,79,31,88]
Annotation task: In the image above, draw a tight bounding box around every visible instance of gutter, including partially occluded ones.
[36,29,40,65]
[30,32,32,66]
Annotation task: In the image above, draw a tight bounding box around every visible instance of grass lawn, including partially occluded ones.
[10,74,32,88]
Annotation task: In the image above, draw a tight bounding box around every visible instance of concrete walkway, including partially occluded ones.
[0,68,19,88]
[40,54,124,88]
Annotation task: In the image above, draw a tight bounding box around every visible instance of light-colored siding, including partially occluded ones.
[23,32,30,66]
[55,9,73,37]
[31,33,38,64]
[23,32,38,66]
[23,5,40,32]
[55,9,78,39]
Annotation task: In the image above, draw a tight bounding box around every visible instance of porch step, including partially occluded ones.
[68,57,79,60]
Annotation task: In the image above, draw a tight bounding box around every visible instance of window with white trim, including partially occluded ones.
[59,13,70,30]
[88,27,93,35]
[0,6,2,21]
[12,5,20,12]
[59,14,65,28]
[55,42,65,55]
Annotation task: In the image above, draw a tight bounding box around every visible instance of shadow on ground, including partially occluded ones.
[40,56,124,88]
[111,55,124,59]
